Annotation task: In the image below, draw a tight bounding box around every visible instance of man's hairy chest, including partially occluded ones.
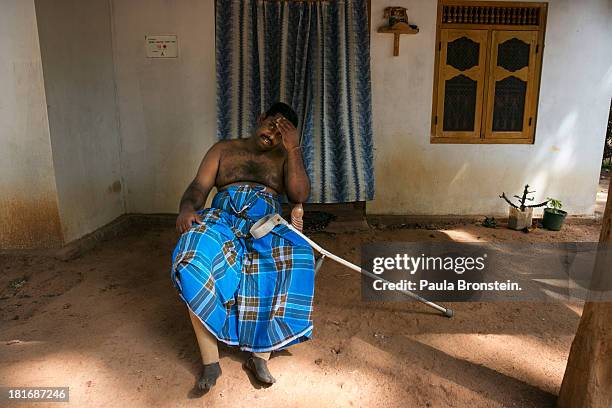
[216,149,285,191]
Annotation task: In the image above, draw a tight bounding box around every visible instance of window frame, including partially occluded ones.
[430,0,548,144]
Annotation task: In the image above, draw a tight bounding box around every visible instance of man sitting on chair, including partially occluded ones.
[171,102,315,392]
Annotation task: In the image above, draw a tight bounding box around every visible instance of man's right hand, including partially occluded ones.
[176,210,203,234]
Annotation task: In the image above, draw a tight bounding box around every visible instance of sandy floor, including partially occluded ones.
[0,215,602,408]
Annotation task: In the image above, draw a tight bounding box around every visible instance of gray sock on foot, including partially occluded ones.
[245,356,276,384]
[198,362,222,391]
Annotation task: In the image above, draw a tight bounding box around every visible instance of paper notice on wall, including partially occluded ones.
[145,35,178,58]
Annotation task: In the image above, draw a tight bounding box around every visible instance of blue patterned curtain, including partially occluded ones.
[216,0,374,203]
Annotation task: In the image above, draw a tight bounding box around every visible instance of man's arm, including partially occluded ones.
[176,143,222,233]
[276,116,310,203]
[284,147,310,203]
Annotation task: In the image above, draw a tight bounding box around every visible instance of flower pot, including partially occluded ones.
[542,208,567,231]
[508,206,533,230]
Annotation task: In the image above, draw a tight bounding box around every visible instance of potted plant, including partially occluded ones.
[542,197,567,231]
[500,185,549,230]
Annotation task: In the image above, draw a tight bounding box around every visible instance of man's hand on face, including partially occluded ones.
[176,209,203,234]
[275,115,300,151]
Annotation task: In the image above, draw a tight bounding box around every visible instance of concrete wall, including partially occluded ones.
[0,0,63,248]
[35,0,124,242]
[2,0,609,249]
[368,0,612,215]
[109,0,611,217]
[111,0,217,214]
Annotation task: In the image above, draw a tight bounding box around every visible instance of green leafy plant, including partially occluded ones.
[546,197,563,214]
[482,217,497,228]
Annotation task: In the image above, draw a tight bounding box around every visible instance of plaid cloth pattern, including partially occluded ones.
[171,185,315,352]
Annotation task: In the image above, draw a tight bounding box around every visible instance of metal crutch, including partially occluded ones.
[250,214,454,318]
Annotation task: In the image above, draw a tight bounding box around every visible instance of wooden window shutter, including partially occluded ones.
[431,1,547,144]
[435,29,488,139]
[483,30,540,140]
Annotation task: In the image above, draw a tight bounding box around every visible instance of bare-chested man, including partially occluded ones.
[171,103,316,393]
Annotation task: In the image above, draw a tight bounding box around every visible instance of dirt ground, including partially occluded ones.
[0,214,603,408]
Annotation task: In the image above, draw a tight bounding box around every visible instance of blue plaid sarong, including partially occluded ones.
[171,185,315,352]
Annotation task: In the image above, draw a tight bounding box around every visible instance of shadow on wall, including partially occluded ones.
[371,109,598,216]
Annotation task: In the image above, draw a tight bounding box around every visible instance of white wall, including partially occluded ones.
[368,0,612,215]
[109,0,611,217]
[35,0,124,242]
[4,0,605,245]
[111,0,217,214]
[0,0,63,248]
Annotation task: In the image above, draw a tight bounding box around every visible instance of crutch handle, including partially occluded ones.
[250,214,287,239]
